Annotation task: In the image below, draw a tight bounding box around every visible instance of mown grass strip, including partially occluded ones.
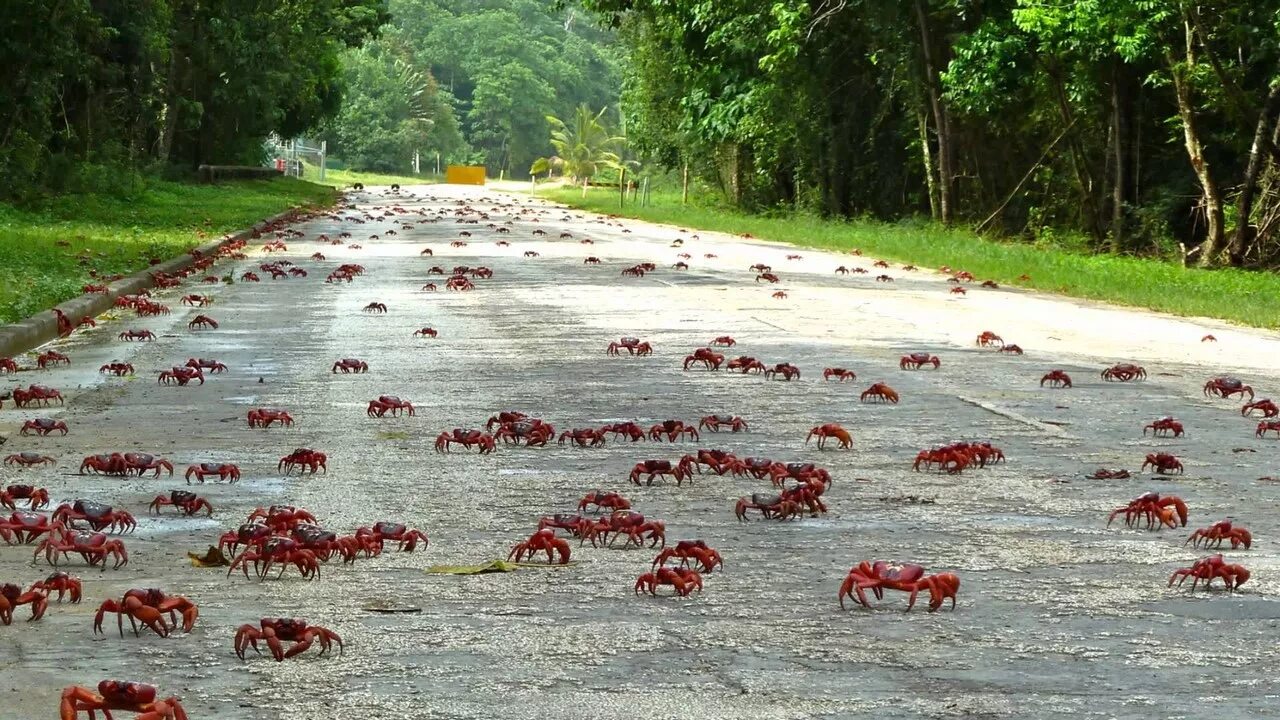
[534,187,1280,330]
[0,177,336,324]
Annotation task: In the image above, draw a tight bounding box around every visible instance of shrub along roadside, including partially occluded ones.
[533,187,1280,330]
[0,178,336,324]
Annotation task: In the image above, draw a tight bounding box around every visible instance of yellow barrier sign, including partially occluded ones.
[445,165,486,185]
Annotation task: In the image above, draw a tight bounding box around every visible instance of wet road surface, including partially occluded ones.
[3,185,1280,719]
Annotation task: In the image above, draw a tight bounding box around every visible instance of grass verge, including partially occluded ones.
[0,177,336,324]
[534,187,1280,330]
[301,166,441,188]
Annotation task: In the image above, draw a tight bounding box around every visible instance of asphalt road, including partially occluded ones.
[2,184,1279,719]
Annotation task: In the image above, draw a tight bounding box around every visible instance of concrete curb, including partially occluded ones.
[0,206,307,359]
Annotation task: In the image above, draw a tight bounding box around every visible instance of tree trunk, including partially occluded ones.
[1109,59,1131,252]
[918,107,938,219]
[1225,81,1280,264]
[1168,44,1226,267]
[914,0,953,224]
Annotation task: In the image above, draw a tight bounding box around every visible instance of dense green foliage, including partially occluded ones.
[0,178,335,323]
[322,0,622,177]
[582,1,1280,268]
[0,1,387,196]
[539,185,1280,328]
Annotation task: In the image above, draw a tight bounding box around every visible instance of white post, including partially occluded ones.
[319,141,327,181]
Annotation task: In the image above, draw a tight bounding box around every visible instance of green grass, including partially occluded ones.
[534,187,1280,329]
[301,166,441,188]
[0,177,336,324]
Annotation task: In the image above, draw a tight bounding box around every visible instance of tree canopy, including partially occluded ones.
[583,0,1280,267]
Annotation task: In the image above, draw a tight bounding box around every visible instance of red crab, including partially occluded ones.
[709,336,736,347]
[1141,453,1184,475]
[1107,491,1188,529]
[629,459,695,486]
[652,540,723,573]
[734,493,802,522]
[764,362,800,380]
[332,358,369,374]
[508,528,571,564]
[698,415,748,432]
[1256,420,1280,438]
[363,302,388,313]
[1203,376,1253,400]
[486,411,528,429]
[185,358,228,373]
[117,329,155,342]
[579,511,666,548]
[806,424,852,450]
[607,337,653,356]
[837,561,960,612]
[975,331,1003,347]
[227,536,320,580]
[29,571,82,603]
[36,350,70,369]
[79,453,128,476]
[998,344,1023,354]
[94,588,199,637]
[157,366,204,386]
[1185,520,1252,550]
[235,618,343,661]
[634,567,702,597]
[20,418,68,436]
[122,452,173,477]
[683,348,724,371]
[494,419,555,446]
[1088,468,1131,479]
[184,463,241,483]
[1241,399,1279,417]
[1040,370,1072,388]
[53,500,137,533]
[600,421,647,442]
[557,428,607,447]
[247,408,294,428]
[4,452,56,468]
[0,582,47,624]
[1,484,51,511]
[12,385,64,407]
[354,522,429,553]
[413,327,438,338]
[726,356,767,373]
[187,314,218,330]
[860,382,899,403]
[649,420,699,442]
[367,396,415,417]
[823,367,856,382]
[59,681,187,720]
[277,449,327,475]
[950,286,967,295]
[1168,554,1250,591]
[99,361,134,379]
[1101,363,1146,382]
[0,357,17,374]
[35,529,128,569]
[578,491,632,513]
[180,294,212,306]
[0,511,64,544]
[148,490,213,517]
[899,353,939,370]
[756,272,780,283]
[1143,417,1184,437]
[434,429,496,454]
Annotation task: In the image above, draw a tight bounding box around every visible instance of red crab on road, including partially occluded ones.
[29,571,81,603]
[508,528,571,564]
[235,618,343,661]
[413,327,439,338]
[860,382,899,403]
[823,368,856,382]
[94,588,199,637]
[683,348,724,371]
[5,452,56,469]
[1141,453,1184,475]
[764,362,800,380]
[1241,399,1278,417]
[726,356,766,373]
[35,529,128,569]
[0,582,47,624]
[629,459,695,486]
[184,463,240,484]
[148,491,213,517]
[354,522,429,553]
[20,418,68,436]
[837,561,960,612]
[1143,417,1184,437]
[1186,520,1252,550]
[1,485,50,511]
[652,540,722,573]
[649,420,699,442]
[600,422,646,442]
[635,567,702,597]
[1040,370,1072,388]
[1107,492,1188,529]
[98,362,135,376]
[899,353,939,370]
[12,385,64,407]
[117,329,155,342]
[1101,363,1146,382]
[53,500,137,533]
[709,336,736,347]
[557,428,607,447]
[332,358,368,374]
[157,366,203,386]
[1168,554,1249,591]
[247,408,294,428]
[36,351,70,369]
[1256,420,1280,438]
[734,493,802,522]
[578,491,631,513]
[434,429,496,454]
[975,331,1003,348]
[494,420,555,446]
[187,314,219,330]
[698,415,748,433]
[806,424,852,450]
[278,449,327,475]
[1204,376,1253,400]
[185,358,228,373]
[59,681,187,720]
[363,302,388,314]
[607,337,653,356]
[367,396,415,417]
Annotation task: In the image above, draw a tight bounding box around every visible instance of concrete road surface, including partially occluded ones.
[2,184,1279,719]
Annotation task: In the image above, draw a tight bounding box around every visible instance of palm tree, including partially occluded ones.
[546,105,624,196]
[529,155,565,183]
